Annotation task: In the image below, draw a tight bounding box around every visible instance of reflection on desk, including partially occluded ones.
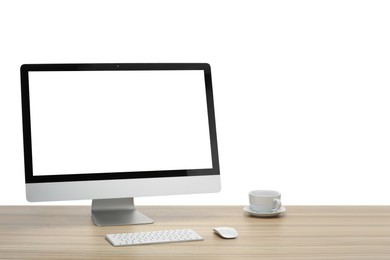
[1,206,390,259]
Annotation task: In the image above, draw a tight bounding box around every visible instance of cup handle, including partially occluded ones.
[273,199,282,212]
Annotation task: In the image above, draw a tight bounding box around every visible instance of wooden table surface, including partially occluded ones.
[1,206,390,259]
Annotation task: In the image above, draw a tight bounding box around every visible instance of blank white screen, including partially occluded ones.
[28,70,212,175]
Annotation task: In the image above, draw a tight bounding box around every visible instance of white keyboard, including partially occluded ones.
[105,228,204,246]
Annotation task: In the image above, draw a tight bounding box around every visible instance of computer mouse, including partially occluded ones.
[213,227,238,239]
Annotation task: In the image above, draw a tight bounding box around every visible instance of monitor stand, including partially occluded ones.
[91,197,154,226]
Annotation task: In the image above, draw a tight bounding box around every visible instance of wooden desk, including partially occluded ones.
[1,206,390,259]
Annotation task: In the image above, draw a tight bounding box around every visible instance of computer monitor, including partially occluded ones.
[20,63,220,226]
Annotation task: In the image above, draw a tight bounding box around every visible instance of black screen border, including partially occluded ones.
[20,63,220,183]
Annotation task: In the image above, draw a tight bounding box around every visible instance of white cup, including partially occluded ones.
[249,190,282,212]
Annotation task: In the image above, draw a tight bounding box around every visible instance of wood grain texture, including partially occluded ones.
[0,206,390,259]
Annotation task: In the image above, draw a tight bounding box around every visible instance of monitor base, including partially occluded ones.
[91,197,153,226]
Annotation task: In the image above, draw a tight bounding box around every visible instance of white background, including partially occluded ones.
[1,0,390,205]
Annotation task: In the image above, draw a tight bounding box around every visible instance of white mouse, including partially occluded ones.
[213,227,238,239]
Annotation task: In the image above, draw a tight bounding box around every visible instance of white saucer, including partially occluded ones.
[243,206,286,217]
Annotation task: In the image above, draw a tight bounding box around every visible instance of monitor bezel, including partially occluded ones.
[21,63,220,184]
